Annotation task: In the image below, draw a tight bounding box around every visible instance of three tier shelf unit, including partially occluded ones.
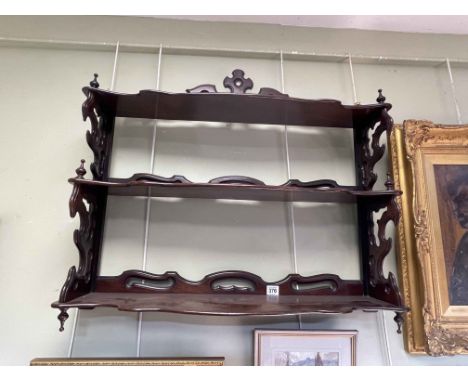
[52,69,408,333]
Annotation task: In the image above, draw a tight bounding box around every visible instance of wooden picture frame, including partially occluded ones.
[390,120,468,355]
[30,357,224,366]
[254,330,357,366]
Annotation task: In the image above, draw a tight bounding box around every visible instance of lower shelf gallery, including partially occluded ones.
[52,270,408,333]
[52,292,405,316]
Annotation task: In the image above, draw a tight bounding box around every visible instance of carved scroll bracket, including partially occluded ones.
[368,198,400,290]
[82,73,114,180]
[361,194,405,331]
[355,89,393,190]
[56,160,106,330]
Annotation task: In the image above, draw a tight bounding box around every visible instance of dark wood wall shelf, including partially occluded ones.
[53,293,404,317]
[83,87,389,129]
[52,70,408,334]
[70,175,401,203]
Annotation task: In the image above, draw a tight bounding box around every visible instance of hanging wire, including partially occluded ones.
[280,50,302,330]
[347,53,358,104]
[377,311,393,365]
[3,36,468,68]
[136,43,163,357]
[445,58,463,124]
[67,308,79,358]
[110,41,120,91]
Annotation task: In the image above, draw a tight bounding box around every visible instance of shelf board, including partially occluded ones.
[84,87,390,129]
[52,292,407,316]
[70,176,401,203]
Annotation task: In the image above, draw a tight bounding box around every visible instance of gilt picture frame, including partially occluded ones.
[390,120,468,355]
[30,357,225,366]
[254,330,357,366]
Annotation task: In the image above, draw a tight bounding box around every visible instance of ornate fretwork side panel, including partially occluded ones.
[357,196,403,331]
[56,75,126,330]
[354,92,404,331]
[353,91,394,191]
[56,75,115,330]
[82,74,115,180]
[56,169,108,330]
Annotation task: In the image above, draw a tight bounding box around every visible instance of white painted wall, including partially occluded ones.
[1,16,468,365]
[156,15,468,35]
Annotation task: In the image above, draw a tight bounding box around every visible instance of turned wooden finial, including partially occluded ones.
[394,312,404,334]
[90,73,100,88]
[58,309,69,332]
[385,172,394,190]
[376,88,386,104]
[76,159,86,179]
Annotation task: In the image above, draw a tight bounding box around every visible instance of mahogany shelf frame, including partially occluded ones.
[52,70,408,332]
[69,175,401,203]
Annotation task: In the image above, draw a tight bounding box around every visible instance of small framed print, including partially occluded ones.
[254,330,357,366]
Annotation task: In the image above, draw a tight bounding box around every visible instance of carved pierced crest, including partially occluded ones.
[186,69,286,97]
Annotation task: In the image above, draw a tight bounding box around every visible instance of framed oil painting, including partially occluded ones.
[254,330,357,366]
[390,120,468,355]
